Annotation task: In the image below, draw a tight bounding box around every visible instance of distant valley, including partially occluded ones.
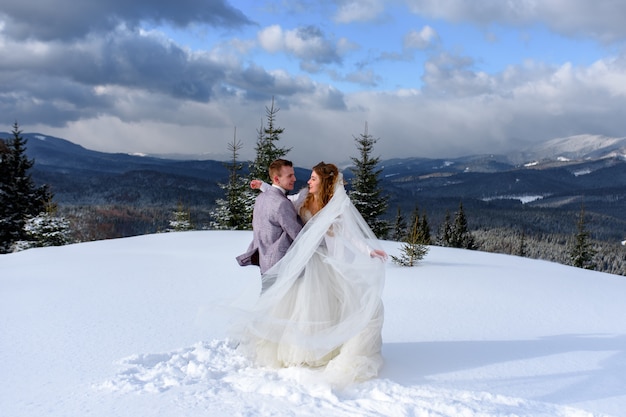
[10,132,626,275]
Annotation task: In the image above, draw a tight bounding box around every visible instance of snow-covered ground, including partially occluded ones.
[1,231,625,417]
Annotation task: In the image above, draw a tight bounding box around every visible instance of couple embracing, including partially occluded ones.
[236,159,387,386]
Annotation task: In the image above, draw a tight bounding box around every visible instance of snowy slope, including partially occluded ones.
[1,231,625,416]
[522,134,626,161]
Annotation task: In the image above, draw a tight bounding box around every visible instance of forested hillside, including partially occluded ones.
[17,133,626,276]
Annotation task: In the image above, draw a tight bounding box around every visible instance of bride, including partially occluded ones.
[236,162,387,386]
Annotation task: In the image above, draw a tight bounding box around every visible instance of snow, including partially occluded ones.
[482,195,544,204]
[1,230,625,417]
[528,135,626,160]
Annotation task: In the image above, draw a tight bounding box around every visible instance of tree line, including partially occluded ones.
[0,103,611,275]
[206,97,603,272]
[0,123,71,253]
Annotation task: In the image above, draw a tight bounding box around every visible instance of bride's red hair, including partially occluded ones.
[301,162,339,216]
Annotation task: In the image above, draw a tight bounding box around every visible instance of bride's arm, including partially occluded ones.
[252,180,308,209]
[328,218,387,261]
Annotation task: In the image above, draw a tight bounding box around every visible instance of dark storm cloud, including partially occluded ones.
[0,20,331,128]
[0,27,226,128]
[85,32,224,101]
[1,28,227,102]
[0,0,253,41]
[0,0,254,125]
[0,72,114,126]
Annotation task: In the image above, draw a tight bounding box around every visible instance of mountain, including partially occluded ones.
[387,134,626,199]
[513,134,626,164]
[8,132,626,246]
[21,133,227,178]
[15,133,228,207]
[18,133,315,204]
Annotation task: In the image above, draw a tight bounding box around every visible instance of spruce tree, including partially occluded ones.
[167,201,193,232]
[437,210,452,247]
[391,213,429,267]
[409,205,420,234]
[518,229,527,257]
[210,128,255,230]
[391,206,408,241]
[19,199,72,249]
[349,122,389,238]
[249,97,290,183]
[449,202,476,249]
[0,123,51,253]
[570,204,596,270]
[408,204,430,245]
[419,213,431,245]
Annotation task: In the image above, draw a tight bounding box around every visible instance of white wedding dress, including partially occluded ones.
[236,174,386,386]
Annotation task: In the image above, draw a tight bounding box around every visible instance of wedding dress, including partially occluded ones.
[236,173,386,386]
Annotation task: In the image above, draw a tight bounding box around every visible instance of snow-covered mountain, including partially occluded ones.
[9,131,626,245]
[512,134,626,164]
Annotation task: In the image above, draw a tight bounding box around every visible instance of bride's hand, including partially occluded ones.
[370,249,388,261]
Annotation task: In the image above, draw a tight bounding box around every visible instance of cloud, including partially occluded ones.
[0,27,226,100]
[2,0,626,168]
[258,25,342,71]
[404,25,439,50]
[0,0,253,41]
[257,25,284,52]
[33,50,626,166]
[344,70,382,87]
[333,0,386,23]
[422,52,495,97]
[0,24,333,129]
[404,0,626,42]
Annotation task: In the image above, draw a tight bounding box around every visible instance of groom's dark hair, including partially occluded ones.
[269,159,293,180]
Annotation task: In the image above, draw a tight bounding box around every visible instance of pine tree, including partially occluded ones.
[409,205,420,233]
[249,97,290,183]
[0,122,52,253]
[391,214,429,267]
[167,201,193,232]
[17,199,72,250]
[437,210,453,247]
[349,122,389,238]
[449,202,476,249]
[570,204,596,270]
[407,204,430,245]
[391,206,408,241]
[419,213,431,245]
[210,128,255,230]
[518,229,527,257]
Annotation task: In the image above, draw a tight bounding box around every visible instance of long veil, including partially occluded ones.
[235,173,386,380]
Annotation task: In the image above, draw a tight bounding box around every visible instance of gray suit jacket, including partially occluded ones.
[237,186,303,274]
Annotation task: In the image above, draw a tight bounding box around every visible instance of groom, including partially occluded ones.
[236,159,302,292]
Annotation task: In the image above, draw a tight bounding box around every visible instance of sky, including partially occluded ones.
[1,231,626,416]
[1,1,626,166]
